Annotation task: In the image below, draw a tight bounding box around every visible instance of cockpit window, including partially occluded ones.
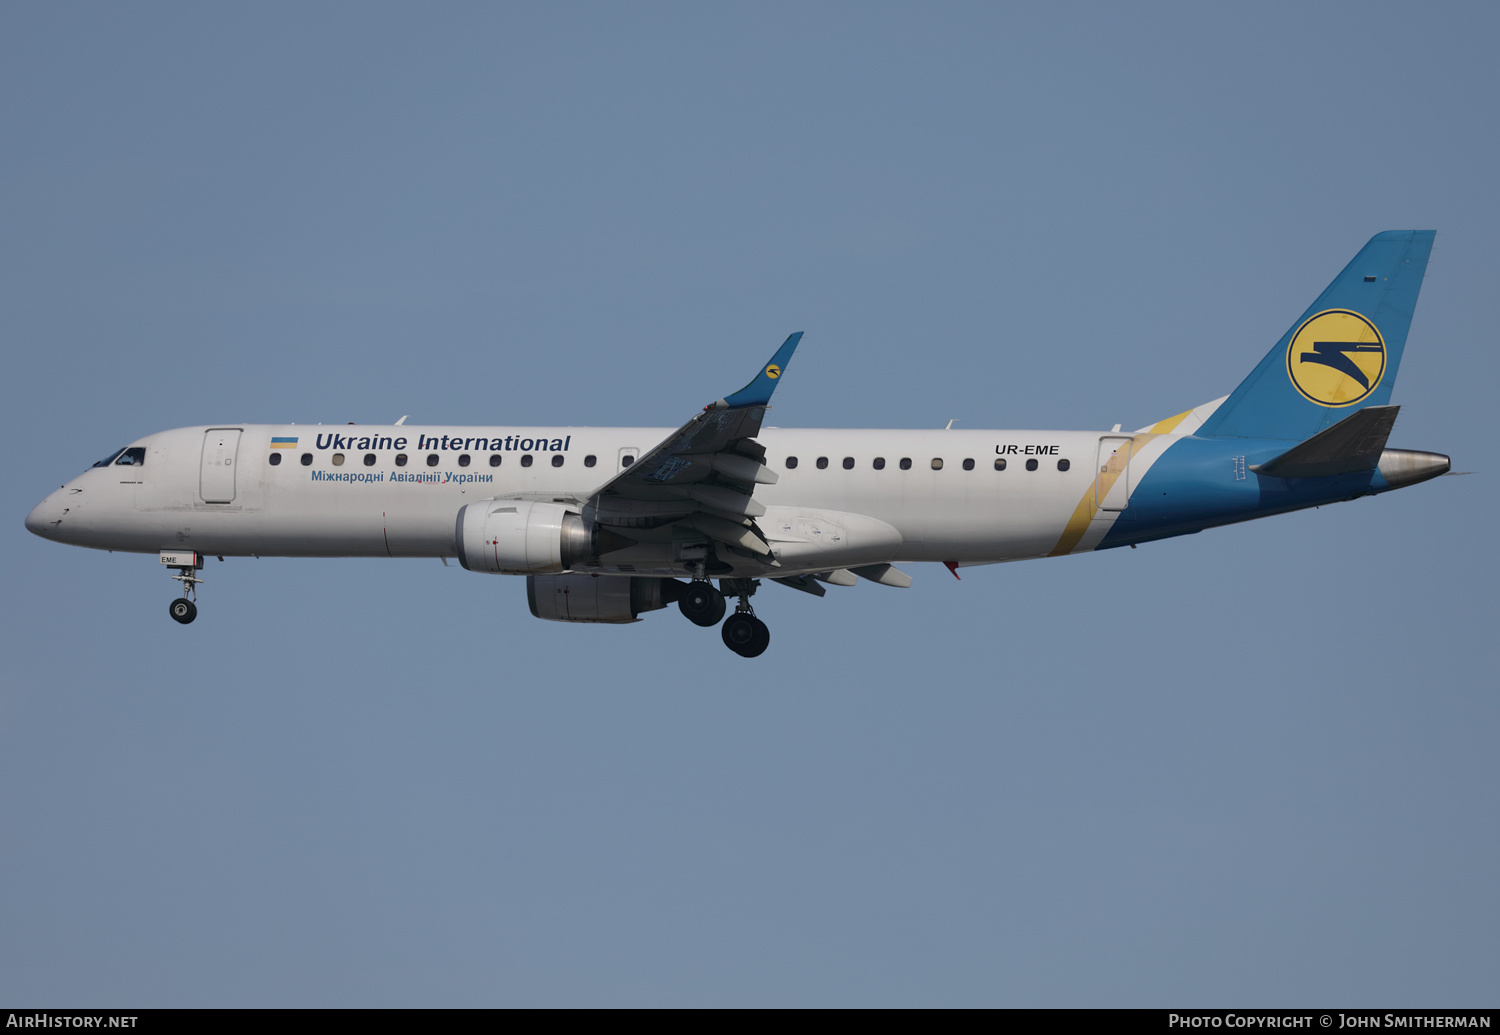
[92,448,127,468]
[113,447,146,466]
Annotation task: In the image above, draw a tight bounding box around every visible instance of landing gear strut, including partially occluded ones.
[719,578,769,658]
[161,550,203,625]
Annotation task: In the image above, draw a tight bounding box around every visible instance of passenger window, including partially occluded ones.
[994,458,1006,471]
[816,457,829,469]
[552,454,564,467]
[873,457,885,470]
[458,454,471,467]
[489,454,501,467]
[842,457,854,469]
[268,453,282,466]
[301,453,313,466]
[620,454,634,468]
[521,454,534,467]
[364,453,376,467]
[584,455,597,468]
[426,453,439,467]
[396,454,408,467]
[899,457,912,470]
[931,458,944,470]
[786,457,798,469]
[1058,458,1070,471]
[1026,458,1038,471]
[114,447,146,466]
[332,453,345,466]
[962,458,975,471]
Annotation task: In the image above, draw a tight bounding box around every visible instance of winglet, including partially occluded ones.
[712,332,803,410]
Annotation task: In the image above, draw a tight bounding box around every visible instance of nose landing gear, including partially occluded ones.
[161,550,203,625]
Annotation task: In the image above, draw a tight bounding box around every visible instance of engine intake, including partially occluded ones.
[455,499,591,574]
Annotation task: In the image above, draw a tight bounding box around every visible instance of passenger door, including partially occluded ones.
[200,429,242,503]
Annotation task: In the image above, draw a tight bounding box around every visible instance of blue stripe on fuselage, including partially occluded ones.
[1098,437,1388,549]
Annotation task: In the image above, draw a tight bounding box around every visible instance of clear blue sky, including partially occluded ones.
[3,2,1495,1006]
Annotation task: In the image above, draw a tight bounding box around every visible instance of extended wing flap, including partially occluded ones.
[1250,404,1399,478]
[772,574,827,597]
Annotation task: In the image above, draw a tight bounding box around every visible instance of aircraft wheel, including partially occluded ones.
[679,583,726,627]
[722,613,757,654]
[722,614,770,657]
[169,598,197,625]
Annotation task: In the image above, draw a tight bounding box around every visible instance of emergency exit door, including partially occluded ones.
[200,429,242,503]
[1095,436,1133,512]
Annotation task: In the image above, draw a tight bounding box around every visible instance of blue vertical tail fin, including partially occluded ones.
[1198,230,1435,442]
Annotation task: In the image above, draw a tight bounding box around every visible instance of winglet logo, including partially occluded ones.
[765,364,781,379]
[1286,309,1386,407]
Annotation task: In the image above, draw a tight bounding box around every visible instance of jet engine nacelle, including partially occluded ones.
[527,574,679,624]
[455,499,590,574]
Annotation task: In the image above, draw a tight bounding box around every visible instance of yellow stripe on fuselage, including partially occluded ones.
[1146,409,1192,434]
[1047,433,1158,557]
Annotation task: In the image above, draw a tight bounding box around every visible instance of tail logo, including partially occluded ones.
[1286,309,1386,407]
[765,364,782,379]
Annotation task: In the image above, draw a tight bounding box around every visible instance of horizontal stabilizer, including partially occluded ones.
[1251,405,1399,478]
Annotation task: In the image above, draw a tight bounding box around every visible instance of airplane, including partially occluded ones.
[25,231,1451,657]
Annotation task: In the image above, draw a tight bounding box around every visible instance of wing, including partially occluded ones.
[582,333,802,561]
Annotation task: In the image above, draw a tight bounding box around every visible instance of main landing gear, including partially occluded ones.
[161,550,204,625]
[677,572,770,657]
[677,579,727,627]
[721,610,769,658]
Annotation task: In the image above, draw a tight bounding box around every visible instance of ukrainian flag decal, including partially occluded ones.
[270,437,298,449]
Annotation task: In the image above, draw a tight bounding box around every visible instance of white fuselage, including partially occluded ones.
[27,422,1158,576]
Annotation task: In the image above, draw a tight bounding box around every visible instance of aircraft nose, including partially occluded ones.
[25,492,61,538]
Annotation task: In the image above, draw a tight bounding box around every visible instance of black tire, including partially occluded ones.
[704,590,726,626]
[678,582,726,627]
[169,598,197,625]
[721,613,758,654]
[746,616,770,657]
